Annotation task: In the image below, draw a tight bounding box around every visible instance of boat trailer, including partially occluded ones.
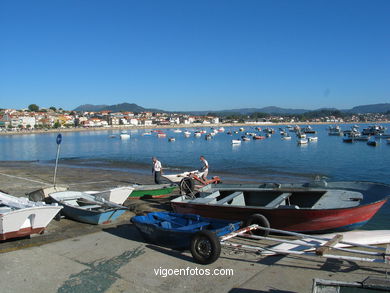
[219,225,390,264]
[194,224,390,265]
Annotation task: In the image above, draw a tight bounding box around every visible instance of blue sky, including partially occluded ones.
[0,0,389,111]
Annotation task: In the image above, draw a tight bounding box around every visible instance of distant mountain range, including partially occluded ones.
[73,103,390,115]
[73,103,162,113]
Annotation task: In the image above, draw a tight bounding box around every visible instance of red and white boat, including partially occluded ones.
[171,181,389,233]
[0,191,62,240]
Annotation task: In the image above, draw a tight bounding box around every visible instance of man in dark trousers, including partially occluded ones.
[152,157,162,184]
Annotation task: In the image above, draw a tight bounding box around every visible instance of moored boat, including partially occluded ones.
[232,139,241,144]
[120,133,130,139]
[0,191,63,240]
[367,137,378,146]
[171,181,390,233]
[328,125,343,136]
[297,138,308,145]
[49,191,127,225]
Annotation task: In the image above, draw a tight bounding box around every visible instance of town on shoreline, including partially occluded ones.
[1,105,389,136]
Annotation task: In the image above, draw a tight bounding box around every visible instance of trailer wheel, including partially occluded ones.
[190,230,221,264]
[180,177,195,195]
[245,214,270,236]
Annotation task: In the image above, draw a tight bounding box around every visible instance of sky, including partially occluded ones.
[0,0,389,112]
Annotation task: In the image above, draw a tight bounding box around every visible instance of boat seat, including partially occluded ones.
[217,192,244,205]
[191,191,220,204]
[191,197,217,204]
[176,222,210,230]
[160,221,172,229]
[79,204,101,209]
[265,193,292,208]
[200,190,220,199]
[277,205,300,209]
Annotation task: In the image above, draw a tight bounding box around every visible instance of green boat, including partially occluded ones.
[129,184,177,199]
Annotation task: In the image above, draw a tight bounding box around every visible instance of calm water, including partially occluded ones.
[0,123,389,229]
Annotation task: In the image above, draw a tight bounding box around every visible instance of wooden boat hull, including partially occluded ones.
[59,206,126,225]
[129,185,177,199]
[172,200,386,233]
[131,212,240,249]
[49,191,127,225]
[0,206,62,240]
[171,181,389,233]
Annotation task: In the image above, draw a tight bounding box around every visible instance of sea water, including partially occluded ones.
[0,123,389,229]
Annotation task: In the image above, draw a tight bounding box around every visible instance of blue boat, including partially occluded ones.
[49,191,127,225]
[131,212,240,264]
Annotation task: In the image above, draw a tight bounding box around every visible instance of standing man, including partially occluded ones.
[152,157,162,184]
[200,155,208,182]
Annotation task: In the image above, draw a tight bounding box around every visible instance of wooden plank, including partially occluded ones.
[316,234,343,256]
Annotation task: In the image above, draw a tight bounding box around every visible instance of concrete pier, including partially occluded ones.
[0,162,388,293]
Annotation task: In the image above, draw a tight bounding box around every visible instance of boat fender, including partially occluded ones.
[245,214,270,236]
[190,230,221,265]
[180,177,195,195]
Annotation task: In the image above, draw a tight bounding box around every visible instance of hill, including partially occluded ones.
[74,103,162,113]
[347,103,390,114]
[73,102,390,115]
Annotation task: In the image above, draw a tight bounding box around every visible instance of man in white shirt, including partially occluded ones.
[200,155,208,181]
[152,157,162,184]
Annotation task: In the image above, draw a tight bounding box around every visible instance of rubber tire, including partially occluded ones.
[190,230,221,265]
[245,214,270,236]
[180,177,195,195]
[54,211,62,221]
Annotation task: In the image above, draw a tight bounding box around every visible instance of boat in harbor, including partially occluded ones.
[49,191,127,225]
[308,137,318,142]
[367,136,378,146]
[302,126,316,134]
[120,132,130,139]
[328,125,343,136]
[171,180,390,233]
[0,191,63,240]
[129,184,177,199]
[232,139,241,144]
[297,138,308,145]
[362,125,386,136]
